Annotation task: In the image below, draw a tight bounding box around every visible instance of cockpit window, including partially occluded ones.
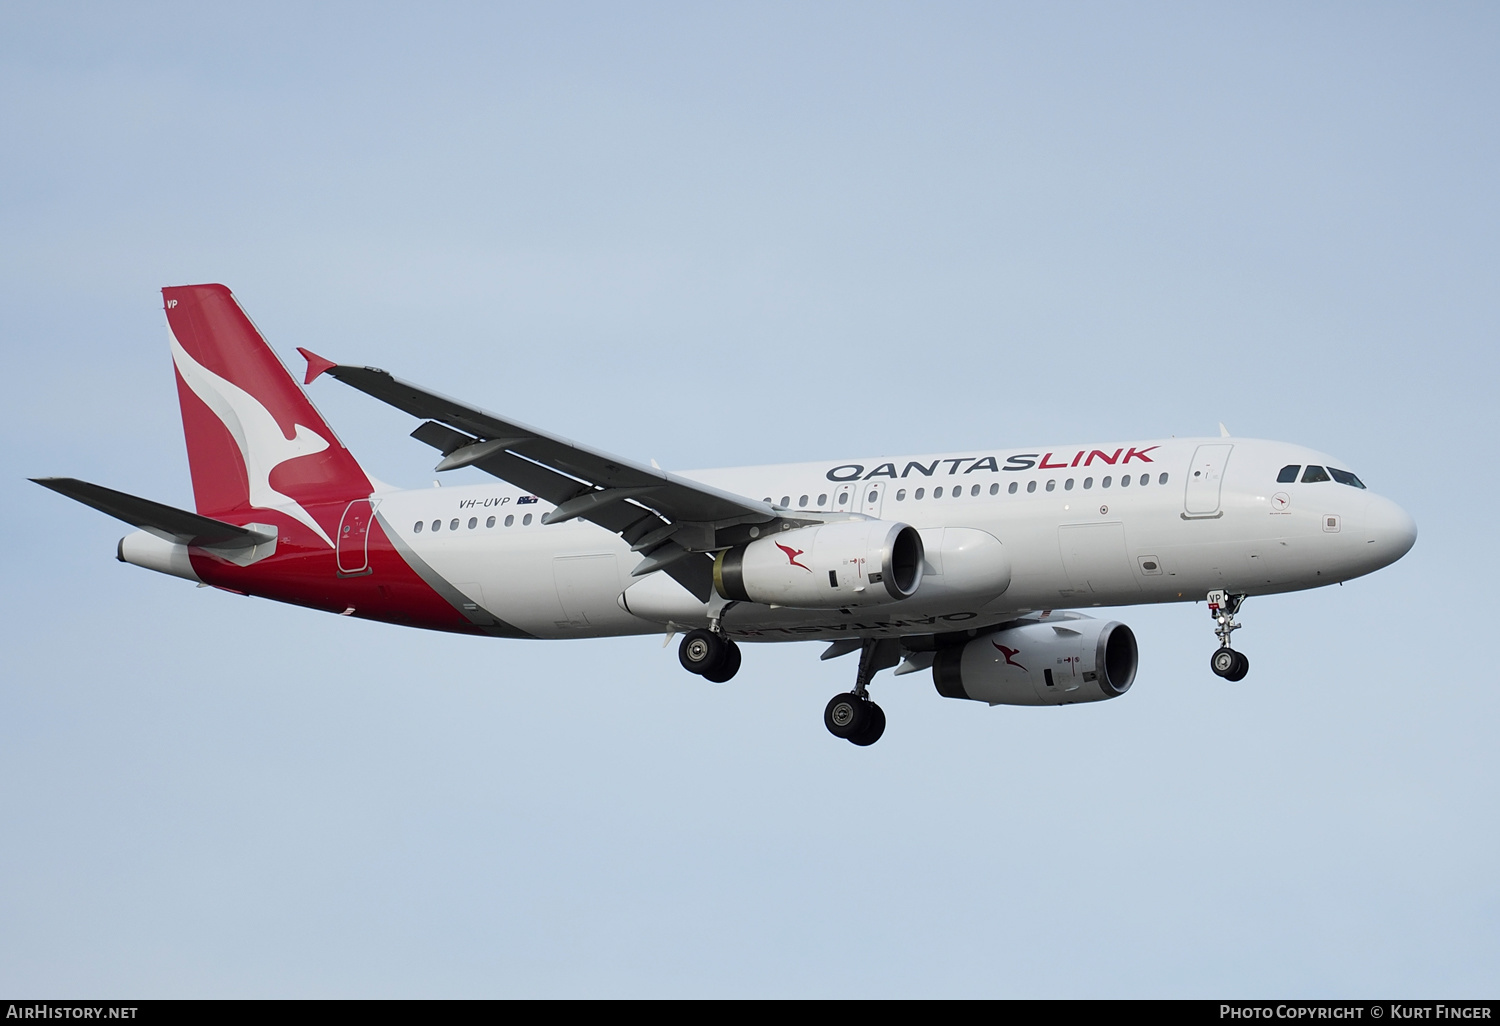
[1277,465,1300,483]
[1301,465,1330,483]
[1328,467,1367,489]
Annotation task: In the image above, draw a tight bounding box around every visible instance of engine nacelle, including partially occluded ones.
[714,520,924,609]
[933,617,1137,705]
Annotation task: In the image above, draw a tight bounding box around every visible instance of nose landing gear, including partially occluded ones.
[824,639,899,746]
[1207,590,1249,681]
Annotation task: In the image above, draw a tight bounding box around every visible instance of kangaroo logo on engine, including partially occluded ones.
[776,543,811,571]
[993,642,1027,672]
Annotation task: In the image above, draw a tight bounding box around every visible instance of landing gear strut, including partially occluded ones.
[678,628,741,683]
[1207,590,1249,681]
[824,639,898,746]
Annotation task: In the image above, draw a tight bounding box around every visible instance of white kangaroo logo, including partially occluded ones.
[169,329,335,547]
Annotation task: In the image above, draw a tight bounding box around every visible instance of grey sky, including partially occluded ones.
[2,2,1496,996]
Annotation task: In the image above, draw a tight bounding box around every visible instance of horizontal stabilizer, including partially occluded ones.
[31,477,271,548]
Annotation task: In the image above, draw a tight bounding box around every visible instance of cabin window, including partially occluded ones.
[970,484,980,497]
[1120,475,1130,488]
[838,491,849,504]
[414,521,423,533]
[1139,474,1149,486]
[505,515,514,527]
[1328,467,1367,489]
[896,489,906,501]
[1158,473,1169,485]
[1102,477,1112,488]
[818,493,828,506]
[780,496,790,508]
[934,486,944,498]
[915,487,925,500]
[1046,480,1056,492]
[1083,477,1093,489]
[487,516,496,528]
[1064,478,1074,490]
[523,513,533,525]
[431,520,442,532]
[990,483,999,495]
[467,517,476,529]
[1026,480,1037,493]
[1008,482,1018,494]
[1301,465,1331,483]
[450,519,460,530]
[799,494,809,507]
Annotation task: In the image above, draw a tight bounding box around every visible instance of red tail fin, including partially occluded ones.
[164,284,370,546]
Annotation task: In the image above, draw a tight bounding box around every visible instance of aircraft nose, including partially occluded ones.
[1364,495,1417,570]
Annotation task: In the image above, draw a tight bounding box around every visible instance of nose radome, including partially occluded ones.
[1365,495,1417,569]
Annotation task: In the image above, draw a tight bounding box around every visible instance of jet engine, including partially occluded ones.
[933,616,1137,705]
[713,520,924,609]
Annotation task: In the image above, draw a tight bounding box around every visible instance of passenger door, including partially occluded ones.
[1183,444,1233,518]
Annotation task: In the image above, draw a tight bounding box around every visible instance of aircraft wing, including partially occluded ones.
[303,351,781,600]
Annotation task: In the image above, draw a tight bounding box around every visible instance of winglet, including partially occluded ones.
[297,347,338,385]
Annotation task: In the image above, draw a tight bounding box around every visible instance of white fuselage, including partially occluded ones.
[371,437,1416,642]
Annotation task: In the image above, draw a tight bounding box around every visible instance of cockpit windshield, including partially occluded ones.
[1278,463,1366,488]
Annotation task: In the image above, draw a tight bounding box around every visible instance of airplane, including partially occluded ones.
[33,284,1418,746]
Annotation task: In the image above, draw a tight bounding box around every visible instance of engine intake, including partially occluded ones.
[933,617,1137,705]
[714,520,924,608]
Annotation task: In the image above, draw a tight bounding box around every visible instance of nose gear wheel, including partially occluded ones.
[1211,646,1249,681]
[1206,591,1249,681]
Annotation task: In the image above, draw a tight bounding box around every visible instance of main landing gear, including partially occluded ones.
[678,628,742,683]
[824,639,900,747]
[1207,590,1250,682]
